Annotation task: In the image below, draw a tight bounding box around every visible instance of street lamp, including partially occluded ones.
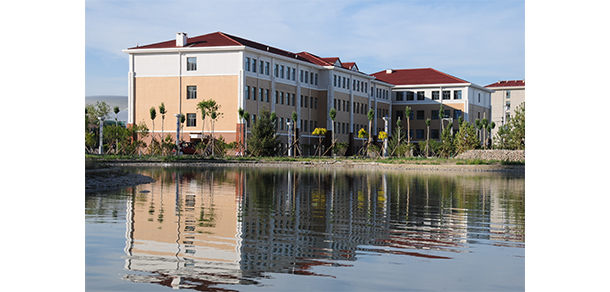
[98,116,105,155]
[175,114,182,155]
[287,120,294,157]
[382,116,390,157]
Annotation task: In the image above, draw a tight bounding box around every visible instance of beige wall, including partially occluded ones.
[135,75,239,144]
[490,87,525,138]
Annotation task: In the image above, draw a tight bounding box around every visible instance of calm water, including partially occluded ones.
[85,166,525,291]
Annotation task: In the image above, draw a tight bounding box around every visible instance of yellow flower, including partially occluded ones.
[378,131,388,140]
[358,128,368,138]
[312,128,327,136]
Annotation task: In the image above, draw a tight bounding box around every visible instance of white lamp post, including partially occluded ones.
[287,120,294,157]
[98,117,105,155]
[382,116,390,157]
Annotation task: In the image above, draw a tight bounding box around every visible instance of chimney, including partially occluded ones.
[176,32,187,47]
[386,69,393,74]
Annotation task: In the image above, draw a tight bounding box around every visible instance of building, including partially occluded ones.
[485,80,525,139]
[123,31,491,155]
[371,68,493,145]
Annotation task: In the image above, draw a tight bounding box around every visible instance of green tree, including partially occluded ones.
[455,121,479,154]
[247,107,280,157]
[113,106,120,126]
[367,108,375,145]
[149,107,157,154]
[159,102,167,142]
[405,106,412,144]
[438,126,454,158]
[329,107,337,155]
[508,102,525,150]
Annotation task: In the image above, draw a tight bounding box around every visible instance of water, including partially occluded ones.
[85,166,525,291]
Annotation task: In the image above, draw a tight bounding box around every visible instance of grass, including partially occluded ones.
[86,154,524,166]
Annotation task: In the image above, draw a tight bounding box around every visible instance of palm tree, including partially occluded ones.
[405,106,412,144]
[425,118,431,157]
[150,107,157,153]
[329,107,337,156]
[197,101,209,152]
[367,108,375,145]
[159,102,167,141]
[481,118,489,148]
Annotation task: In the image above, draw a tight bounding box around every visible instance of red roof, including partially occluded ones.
[485,80,525,88]
[128,31,313,63]
[371,68,469,86]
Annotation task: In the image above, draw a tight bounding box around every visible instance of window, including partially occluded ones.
[417,91,425,100]
[431,129,439,139]
[274,64,278,77]
[252,59,257,73]
[187,57,197,71]
[260,60,264,73]
[304,96,308,108]
[265,89,269,102]
[304,71,308,83]
[417,110,425,120]
[245,57,250,71]
[334,75,337,87]
[275,91,278,104]
[300,70,304,82]
[292,68,296,81]
[252,87,256,101]
[187,113,196,127]
[343,77,346,88]
[506,90,511,99]
[347,78,350,90]
[416,129,425,139]
[432,91,439,100]
[454,90,462,100]
[444,110,450,118]
[265,62,270,75]
[259,88,263,101]
[280,92,284,104]
[314,98,318,109]
[454,110,462,119]
[396,92,404,101]
[431,110,439,120]
[245,86,250,100]
[280,117,284,130]
[506,101,511,111]
[396,111,403,120]
[406,91,414,101]
[301,95,304,107]
[442,90,450,100]
[187,86,197,99]
[310,72,314,84]
[315,73,318,85]
[478,93,481,103]
[280,65,284,78]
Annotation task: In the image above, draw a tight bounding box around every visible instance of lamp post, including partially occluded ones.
[287,120,293,157]
[382,116,390,157]
[98,117,105,155]
[175,114,182,156]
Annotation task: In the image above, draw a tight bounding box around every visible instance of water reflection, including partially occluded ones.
[117,167,524,290]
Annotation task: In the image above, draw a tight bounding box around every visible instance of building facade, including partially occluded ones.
[123,32,493,155]
[371,68,493,145]
[485,80,525,139]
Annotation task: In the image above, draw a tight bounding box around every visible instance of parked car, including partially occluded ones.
[173,141,197,155]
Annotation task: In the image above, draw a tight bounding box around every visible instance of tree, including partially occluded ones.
[329,107,337,156]
[247,107,280,157]
[113,106,120,126]
[481,117,489,148]
[312,128,327,157]
[455,121,479,154]
[507,102,525,150]
[149,107,157,154]
[159,102,167,142]
[438,126,454,158]
[367,108,375,145]
[197,100,209,153]
[238,108,246,155]
[85,101,111,127]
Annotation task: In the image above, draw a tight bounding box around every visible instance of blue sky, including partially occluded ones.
[85,0,525,97]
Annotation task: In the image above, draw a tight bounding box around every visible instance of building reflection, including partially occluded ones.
[122,168,524,290]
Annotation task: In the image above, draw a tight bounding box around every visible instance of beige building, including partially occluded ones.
[123,32,496,155]
[485,80,525,139]
[371,68,493,147]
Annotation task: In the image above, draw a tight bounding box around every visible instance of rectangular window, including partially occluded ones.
[396,111,403,120]
[334,75,337,87]
[343,77,346,88]
[265,89,269,102]
[187,57,197,71]
[442,90,450,100]
[245,57,250,71]
[310,72,314,84]
[187,86,197,99]
[444,110,450,118]
[396,92,404,101]
[305,71,309,83]
[275,91,278,104]
[310,121,314,132]
[187,113,196,127]
[280,92,284,104]
[259,88,263,101]
[431,129,439,139]
[245,86,250,100]
[280,65,284,78]
[300,70,304,82]
[506,101,511,111]
[454,90,462,100]
[314,98,318,109]
[301,95,304,107]
[454,110,462,119]
[432,91,439,100]
[417,91,425,100]
[416,129,424,139]
[506,90,511,99]
[304,96,308,108]
[347,78,350,90]
[252,87,256,101]
[315,73,318,85]
[252,59,257,73]
[260,60,264,73]
[292,94,295,106]
[280,117,284,130]
[406,91,414,101]
[265,62,270,75]
[292,68,296,81]
[431,110,439,120]
[416,110,425,120]
[274,64,278,77]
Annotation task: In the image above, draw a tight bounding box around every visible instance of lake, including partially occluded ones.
[85,166,525,291]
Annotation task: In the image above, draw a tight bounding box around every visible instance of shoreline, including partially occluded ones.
[100,159,525,173]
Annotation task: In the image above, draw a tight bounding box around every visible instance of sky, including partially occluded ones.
[85,0,525,97]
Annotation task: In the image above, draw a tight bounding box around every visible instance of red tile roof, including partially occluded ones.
[485,80,525,88]
[371,68,469,86]
[128,31,313,63]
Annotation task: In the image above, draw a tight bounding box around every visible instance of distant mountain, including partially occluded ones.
[86,95,128,122]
